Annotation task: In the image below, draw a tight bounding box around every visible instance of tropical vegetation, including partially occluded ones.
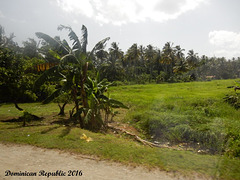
[0,80,240,179]
[1,23,240,179]
[0,24,240,161]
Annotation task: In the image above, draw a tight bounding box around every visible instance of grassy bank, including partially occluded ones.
[0,79,240,179]
[0,122,239,179]
[110,79,240,156]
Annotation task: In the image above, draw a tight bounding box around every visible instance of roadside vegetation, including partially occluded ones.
[1,80,240,179]
[109,80,240,157]
[0,24,240,179]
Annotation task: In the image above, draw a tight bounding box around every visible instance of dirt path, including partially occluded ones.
[0,143,204,180]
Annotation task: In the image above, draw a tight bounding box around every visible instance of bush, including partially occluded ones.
[135,73,150,84]
[133,111,226,154]
[224,81,240,109]
[224,92,240,109]
[156,71,168,83]
[112,81,126,86]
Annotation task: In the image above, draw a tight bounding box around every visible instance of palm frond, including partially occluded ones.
[35,32,70,53]
[43,76,73,104]
[42,89,61,104]
[90,37,110,56]
[36,32,58,47]
[62,39,71,51]
[81,25,88,53]
[84,109,93,124]
[48,49,61,60]
[34,66,60,90]
[60,54,79,66]
[108,99,129,109]
[58,25,81,52]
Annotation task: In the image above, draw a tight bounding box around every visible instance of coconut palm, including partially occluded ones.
[173,45,188,74]
[186,49,199,69]
[161,42,176,76]
[161,42,175,64]
[175,45,185,61]
[100,42,124,81]
[124,43,140,67]
[144,44,156,78]
[124,43,141,79]
[154,49,162,75]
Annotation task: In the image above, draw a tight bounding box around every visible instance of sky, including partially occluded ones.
[0,0,240,59]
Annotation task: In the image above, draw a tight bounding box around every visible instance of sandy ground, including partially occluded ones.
[0,143,206,180]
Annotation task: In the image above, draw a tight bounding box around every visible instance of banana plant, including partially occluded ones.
[83,74,128,131]
[34,25,110,129]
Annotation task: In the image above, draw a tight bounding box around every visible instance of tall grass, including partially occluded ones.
[110,80,240,156]
[0,79,240,179]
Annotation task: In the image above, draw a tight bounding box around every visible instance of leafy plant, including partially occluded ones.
[83,75,128,131]
[224,81,240,109]
[34,25,127,131]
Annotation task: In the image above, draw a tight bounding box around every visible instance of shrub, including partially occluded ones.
[224,81,240,109]
[224,92,240,109]
[156,71,168,83]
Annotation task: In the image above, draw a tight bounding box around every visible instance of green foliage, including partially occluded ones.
[22,38,40,58]
[35,25,126,131]
[21,111,41,126]
[110,80,240,157]
[135,73,150,84]
[53,92,72,104]
[0,47,38,103]
[0,123,239,179]
[224,92,240,109]
[224,81,240,109]
[83,76,128,131]
[156,71,168,83]
[225,130,240,157]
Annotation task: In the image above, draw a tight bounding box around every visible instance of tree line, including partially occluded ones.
[0,25,240,105]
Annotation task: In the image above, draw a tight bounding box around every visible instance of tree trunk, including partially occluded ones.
[71,86,83,127]
[14,102,23,111]
[14,102,26,126]
[107,124,168,148]
[80,62,89,120]
[58,102,67,116]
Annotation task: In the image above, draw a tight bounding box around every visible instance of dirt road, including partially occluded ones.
[0,143,204,180]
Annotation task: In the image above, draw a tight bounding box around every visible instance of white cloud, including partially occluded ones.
[73,19,79,24]
[56,0,94,18]
[56,0,207,25]
[209,30,240,58]
[10,18,27,24]
[0,10,5,18]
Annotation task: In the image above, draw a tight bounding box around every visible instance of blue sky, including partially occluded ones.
[0,0,239,59]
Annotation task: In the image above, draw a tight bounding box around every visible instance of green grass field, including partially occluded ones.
[110,80,240,156]
[0,79,240,179]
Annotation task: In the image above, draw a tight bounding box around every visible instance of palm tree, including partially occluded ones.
[161,42,175,64]
[173,59,189,74]
[100,42,123,81]
[124,43,140,66]
[91,39,109,70]
[186,49,199,69]
[175,45,185,61]
[154,49,162,75]
[144,44,156,78]
[161,42,176,76]
[124,43,141,79]
[173,45,188,74]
